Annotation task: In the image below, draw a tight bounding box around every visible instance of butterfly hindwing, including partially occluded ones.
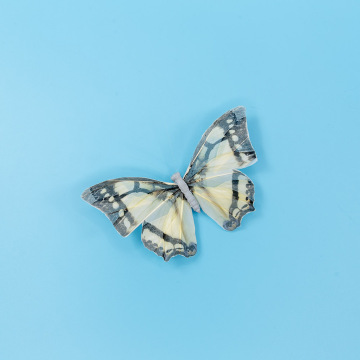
[184,106,257,182]
[82,178,177,237]
[142,191,197,261]
[189,170,255,231]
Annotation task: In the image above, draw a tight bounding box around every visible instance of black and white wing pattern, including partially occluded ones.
[142,191,197,261]
[82,105,257,261]
[184,106,257,231]
[82,178,177,237]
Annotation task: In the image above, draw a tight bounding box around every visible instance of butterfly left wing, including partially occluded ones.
[82,178,177,237]
[189,170,255,231]
[142,191,197,261]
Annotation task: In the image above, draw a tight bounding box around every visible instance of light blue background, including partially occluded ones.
[1,1,359,359]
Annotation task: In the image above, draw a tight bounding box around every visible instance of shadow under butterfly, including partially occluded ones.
[82,106,257,261]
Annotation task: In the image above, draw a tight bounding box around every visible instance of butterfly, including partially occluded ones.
[82,106,257,261]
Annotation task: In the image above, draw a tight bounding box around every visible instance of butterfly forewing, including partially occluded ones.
[184,106,257,181]
[82,178,177,237]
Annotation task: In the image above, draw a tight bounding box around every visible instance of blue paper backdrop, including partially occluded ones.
[1,1,359,359]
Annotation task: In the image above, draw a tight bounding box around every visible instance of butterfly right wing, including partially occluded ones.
[182,106,257,232]
[142,191,197,261]
[82,178,177,237]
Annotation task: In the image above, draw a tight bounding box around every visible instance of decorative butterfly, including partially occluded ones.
[82,106,257,261]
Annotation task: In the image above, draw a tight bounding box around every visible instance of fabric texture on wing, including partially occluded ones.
[189,170,255,231]
[82,178,177,237]
[142,192,197,261]
[184,106,257,182]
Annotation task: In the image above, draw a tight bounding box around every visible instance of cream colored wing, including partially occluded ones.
[189,170,255,231]
[184,106,257,182]
[141,191,197,261]
[82,178,177,237]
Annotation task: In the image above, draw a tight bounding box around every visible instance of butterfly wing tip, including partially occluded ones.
[233,106,246,118]
[81,188,94,204]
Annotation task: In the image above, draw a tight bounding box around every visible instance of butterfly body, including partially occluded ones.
[171,172,200,212]
[82,106,257,261]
